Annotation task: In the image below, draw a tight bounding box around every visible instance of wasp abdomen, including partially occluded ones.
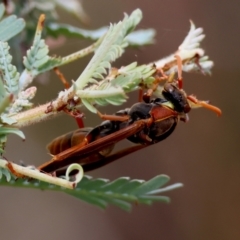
[47,128,92,155]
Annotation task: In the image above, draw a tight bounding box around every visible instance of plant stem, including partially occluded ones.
[0,159,76,189]
[11,103,59,128]
[12,87,76,128]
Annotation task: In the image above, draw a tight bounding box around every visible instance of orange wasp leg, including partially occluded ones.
[175,54,183,89]
[143,69,168,103]
[53,67,70,89]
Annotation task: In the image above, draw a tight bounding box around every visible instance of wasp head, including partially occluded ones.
[162,81,191,113]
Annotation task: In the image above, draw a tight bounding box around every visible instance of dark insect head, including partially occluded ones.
[162,81,191,114]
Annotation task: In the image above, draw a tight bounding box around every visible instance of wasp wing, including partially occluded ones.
[38,120,147,173]
[55,144,148,176]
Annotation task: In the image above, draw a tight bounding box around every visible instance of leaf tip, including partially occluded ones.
[37,14,46,32]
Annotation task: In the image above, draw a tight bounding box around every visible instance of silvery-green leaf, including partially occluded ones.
[75,9,142,90]
[0,127,25,140]
[0,41,19,94]
[0,4,25,41]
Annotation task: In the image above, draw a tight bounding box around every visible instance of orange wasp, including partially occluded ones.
[38,64,221,176]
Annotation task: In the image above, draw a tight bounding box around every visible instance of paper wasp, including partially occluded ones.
[38,64,221,176]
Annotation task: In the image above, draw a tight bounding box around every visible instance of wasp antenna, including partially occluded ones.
[198,101,222,116]
[187,95,222,116]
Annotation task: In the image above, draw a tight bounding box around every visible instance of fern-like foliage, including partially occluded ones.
[0,76,25,154]
[0,170,182,211]
[0,79,25,150]
[78,62,156,112]
[0,41,24,152]
[0,42,20,95]
[75,9,142,90]
[23,15,52,77]
[0,73,9,113]
[71,9,152,113]
[154,21,213,75]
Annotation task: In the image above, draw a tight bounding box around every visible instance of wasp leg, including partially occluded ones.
[138,82,144,102]
[53,67,85,128]
[97,110,129,121]
[53,67,70,89]
[143,69,169,103]
[63,108,85,128]
[175,53,183,89]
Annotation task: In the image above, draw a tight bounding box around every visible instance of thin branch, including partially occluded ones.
[11,103,59,128]
[0,159,76,189]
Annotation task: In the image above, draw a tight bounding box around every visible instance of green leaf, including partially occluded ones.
[130,175,170,195]
[0,41,20,94]
[0,4,25,41]
[46,23,155,47]
[23,15,50,76]
[0,4,4,20]
[46,23,107,39]
[0,127,25,140]
[101,177,130,191]
[99,197,132,211]
[0,173,183,211]
[126,29,156,46]
[75,9,143,90]
[0,124,25,153]
[54,0,89,24]
[0,113,16,125]
[81,98,98,113]
[68,192,108,209]
[78,62,155,111]
[0,74,12,114]
[0,167,12,182]
[37,57,62,73]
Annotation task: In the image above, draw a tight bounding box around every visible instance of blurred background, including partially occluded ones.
[1,0,240,239]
